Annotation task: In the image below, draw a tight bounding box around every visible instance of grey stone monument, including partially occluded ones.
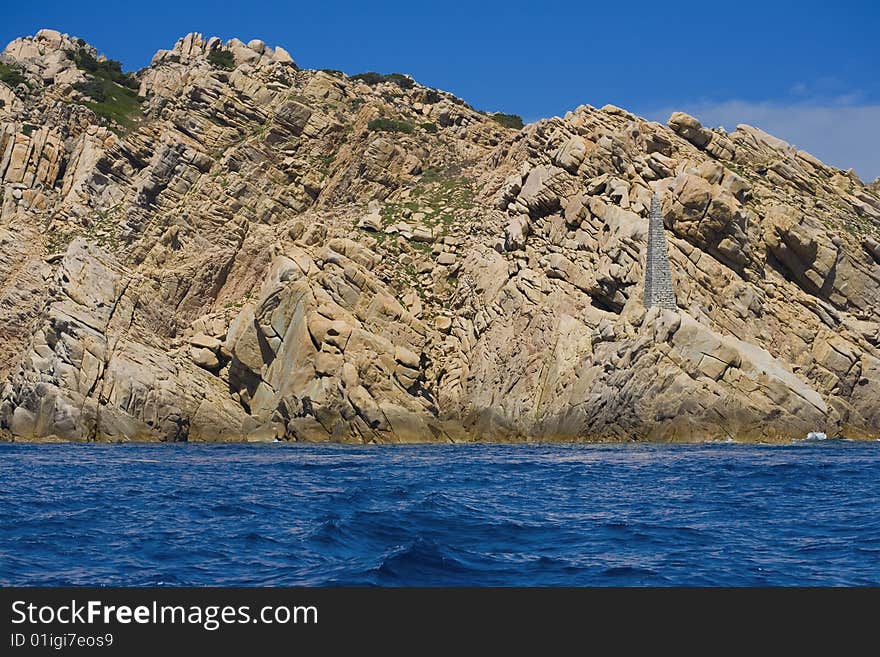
[643,194,677,310]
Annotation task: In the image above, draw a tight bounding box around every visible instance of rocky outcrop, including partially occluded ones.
[0,30,879,443]
[223,239,449,443]
[1,29,87,86]
[0,239,247,441]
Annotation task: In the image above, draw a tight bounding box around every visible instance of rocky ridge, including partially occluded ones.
[1,29,879,443]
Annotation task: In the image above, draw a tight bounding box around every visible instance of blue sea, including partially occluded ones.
[0,441,878,586]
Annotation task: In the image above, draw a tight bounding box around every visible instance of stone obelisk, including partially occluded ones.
[643,195,677,310]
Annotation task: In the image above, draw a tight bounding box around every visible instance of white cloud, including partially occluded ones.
[644,100,880,183]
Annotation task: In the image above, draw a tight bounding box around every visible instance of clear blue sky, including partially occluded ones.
[4,0,879,179]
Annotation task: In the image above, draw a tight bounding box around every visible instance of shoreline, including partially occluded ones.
[1,433,876,446]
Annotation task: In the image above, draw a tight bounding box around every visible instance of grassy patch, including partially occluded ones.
[489,112,524,130]
[83,205,124,250]
[46,228,77,254]
[380,200,420,226]
[318,153,336,173]
[207,50,235,71]
[69,46,144,132]
[843,210,880,241]
[723,161,755,182]
[252,120,271,140]
[368,118,413,134]
[378,171,474,238]
[420,122,438,133]
[80,77,144,131]
[420,168,444,184]
[44,204,123,253]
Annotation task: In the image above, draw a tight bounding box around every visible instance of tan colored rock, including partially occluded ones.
[190,333,221,351]
[437,252,456,266]
[357,212,382,231]
[273,46,295,66]
[665,172,749,269]
[763,205,841,295]
[434,316,453,333]
[668,112,712,148]
[191,346,220,370]
[505,214,530,251]
[554,136,587,173]
[0,30,878,444]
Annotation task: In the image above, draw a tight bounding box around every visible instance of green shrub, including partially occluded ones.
[119,73,139,90]
[73,79,106,102]
[367,118,413,134]
[72,47,138,88]
[351,71,384,85]
[384,73,414,90]
[21,124,36,136]
[0,62,29,89]
[490,112,524,129]
[423,89,442,104]
[207,50,235,70]
[420,122,438,133]
[73,48,99,73]
[351,72,414,90]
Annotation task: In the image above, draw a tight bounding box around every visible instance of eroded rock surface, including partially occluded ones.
[1,32,878,442]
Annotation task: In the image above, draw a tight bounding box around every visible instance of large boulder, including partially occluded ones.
[668,112,713,148]
[763,205,840,294]
[664,172,750,269]
[515,166,577,217]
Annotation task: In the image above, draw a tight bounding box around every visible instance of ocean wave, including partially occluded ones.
[1,442,879,586]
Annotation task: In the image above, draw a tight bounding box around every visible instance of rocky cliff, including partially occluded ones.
[1,29,879,443]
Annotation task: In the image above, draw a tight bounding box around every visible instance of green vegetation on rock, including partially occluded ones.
[73,79,106,102]
[207,49,235,71]
[489,112,524,130]
[69,46,143,131]
[376,168,474,239]
[72,47,138,89]
[0,62,29,89]
[367,118,413,134]
[78,77,143,130]
[351,72,414,90]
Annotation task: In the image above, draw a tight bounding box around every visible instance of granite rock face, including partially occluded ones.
[1,32,879,442]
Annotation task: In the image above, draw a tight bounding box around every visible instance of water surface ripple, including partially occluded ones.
[1,442,877,586]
